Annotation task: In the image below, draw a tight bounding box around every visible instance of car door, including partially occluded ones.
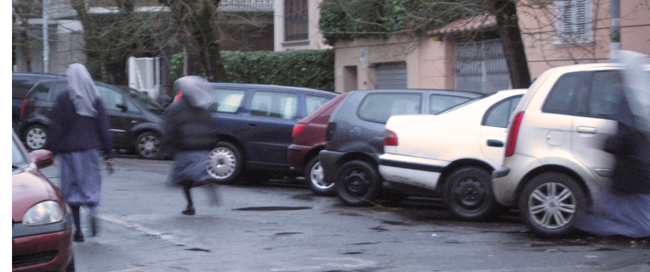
[242,90,299,166]
[480,95,522,166]
[96,85,133,147]
[571,70,620,186]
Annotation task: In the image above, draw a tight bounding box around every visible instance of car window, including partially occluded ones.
[306,95,332,116]
[49,83,67,101]
[588,71,624,119]
[209,89,246,113]
[358,93,421,123]
[126,99,140,113]
[96,85,124,111]
[542,72,580,115]
[429,95,473,114]
[12,78,34,99]
[483,96,523,128]
[250,91,298,120]
[29,82,54,101]
[12,137,28,169]
[119,86,165,112]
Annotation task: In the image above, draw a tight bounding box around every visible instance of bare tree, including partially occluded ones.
[13,0,41,72]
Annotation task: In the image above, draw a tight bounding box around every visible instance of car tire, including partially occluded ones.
[207,142,243,184]
[518,172,586,238]
[305,157,335,196]
[24,124,49,150]
[335,160,382,206]
[135,132,162,159]
[443,167,497,221]
[63,255,75,272]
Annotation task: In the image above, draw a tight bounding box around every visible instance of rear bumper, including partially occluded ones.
[287,144,311,171]
[318,150,344,185]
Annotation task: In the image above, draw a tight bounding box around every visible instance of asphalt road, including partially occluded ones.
[40,156,650,272]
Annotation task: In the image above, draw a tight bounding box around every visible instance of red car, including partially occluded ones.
[12,131,75,271]
[288,92,348,196]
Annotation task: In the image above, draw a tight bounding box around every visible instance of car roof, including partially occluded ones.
[12,72,65,78]
[345,88,482,97]
[209,82,335,96]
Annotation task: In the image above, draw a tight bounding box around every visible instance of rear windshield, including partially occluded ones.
[438,93,491,114]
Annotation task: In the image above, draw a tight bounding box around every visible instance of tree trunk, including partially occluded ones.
[491,0,531,89]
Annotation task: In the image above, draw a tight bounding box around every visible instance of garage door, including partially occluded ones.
[375,62,407,89]
[455,39,510,93]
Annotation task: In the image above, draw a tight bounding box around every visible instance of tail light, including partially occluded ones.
[505,112,524,157]
[325,122,337,141]
[384,129,398,146]
[292,123,307,139]
[20,99,28,119]
[173,91,183,101]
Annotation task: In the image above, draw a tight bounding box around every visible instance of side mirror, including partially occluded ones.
[116,103,128,112]
[29,149,54,169]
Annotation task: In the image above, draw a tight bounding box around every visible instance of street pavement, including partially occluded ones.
[39,156,650,272]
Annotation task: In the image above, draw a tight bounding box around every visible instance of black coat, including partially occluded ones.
[161,97,219,156]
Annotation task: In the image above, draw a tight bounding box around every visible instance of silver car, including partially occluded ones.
[492,63,649,238]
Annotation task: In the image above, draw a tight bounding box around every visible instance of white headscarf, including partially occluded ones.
[619,50,650,138]
[66,63,100,118]
[174,76,212,109]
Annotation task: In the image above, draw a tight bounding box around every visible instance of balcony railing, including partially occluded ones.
[219,0,274,12]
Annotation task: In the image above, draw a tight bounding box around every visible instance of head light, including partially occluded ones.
[23,201,65,226]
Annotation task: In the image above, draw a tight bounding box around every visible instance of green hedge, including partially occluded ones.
[170,49,335,92]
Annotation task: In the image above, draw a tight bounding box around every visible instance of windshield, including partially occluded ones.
[118,86,165,112]
[437,93,492,114]
[12,136,28,170]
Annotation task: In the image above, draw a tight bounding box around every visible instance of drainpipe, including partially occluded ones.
[42,0,49,73]
[610,0,620,61]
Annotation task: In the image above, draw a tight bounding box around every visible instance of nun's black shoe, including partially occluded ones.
[182,205,195,215]
[73,232,85,242]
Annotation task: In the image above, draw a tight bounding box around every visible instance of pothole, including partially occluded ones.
[233,206,312,211]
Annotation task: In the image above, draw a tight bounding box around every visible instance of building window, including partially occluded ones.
[285,0,308,41]
[556,0,591,44]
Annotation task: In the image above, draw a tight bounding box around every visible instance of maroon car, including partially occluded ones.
[288,92,348,195]
[12,131,75,271]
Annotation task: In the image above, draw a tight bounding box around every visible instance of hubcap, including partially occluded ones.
[207,147,236,179]
[310,162,332,190]
[343,170,369,197]
[528,182,576,229]
[452,178,486,209]
[26,128,47,149]
[138,135,160,157]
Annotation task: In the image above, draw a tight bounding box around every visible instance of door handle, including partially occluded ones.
[248,123,258,127]
[577,126,597,134]
[487,139,504,147]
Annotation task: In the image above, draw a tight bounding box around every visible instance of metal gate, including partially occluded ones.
[455,39,510,93]
[375,62,407,89]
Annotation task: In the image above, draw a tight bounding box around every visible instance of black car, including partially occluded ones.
[184,83,337,184]
[319,89,482,206]
[18,79,166,159]
[12,73,65,128]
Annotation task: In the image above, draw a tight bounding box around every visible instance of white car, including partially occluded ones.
[379,89,526,220]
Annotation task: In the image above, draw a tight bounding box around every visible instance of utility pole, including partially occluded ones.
[610,0,620,61]
[42,0,49,73]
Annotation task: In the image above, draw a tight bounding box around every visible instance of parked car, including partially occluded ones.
[190,83,337,184]
[288,92,349,195]
[12,130,75,271]
[378,89,526,220]
[492,63,650,238]
[18,79,166,159]
[319,89,482,206]
[12,73,65,128]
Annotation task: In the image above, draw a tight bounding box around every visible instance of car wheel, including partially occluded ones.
[335,160,382,206]
[24,124,49,150]
[207,142,243,184]
[305,157,335,196]
[63,255,75,272]
[444,167,497,221]
[518,172,586,238]
[135,132,161,159]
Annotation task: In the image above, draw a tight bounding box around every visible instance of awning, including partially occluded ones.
[427,14,497,37]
